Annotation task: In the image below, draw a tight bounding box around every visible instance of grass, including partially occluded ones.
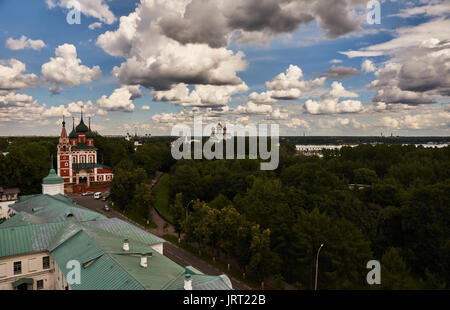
[152,174,173,223]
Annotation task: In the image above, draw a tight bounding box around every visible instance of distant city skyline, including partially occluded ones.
[0,0,449,136]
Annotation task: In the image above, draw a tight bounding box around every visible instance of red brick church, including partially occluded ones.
[57,112,113,193]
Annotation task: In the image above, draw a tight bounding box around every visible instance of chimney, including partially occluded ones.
[140,252,152,268]
[184,273,192,290]
[122,238,129,251]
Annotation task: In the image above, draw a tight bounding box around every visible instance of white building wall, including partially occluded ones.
[42,183,64,196]
[57,153,60,176]
[69,149,73,180]
[0,201,14,219]
[0,252,55,290]
[53,262,70,290]
[151,243,164,255]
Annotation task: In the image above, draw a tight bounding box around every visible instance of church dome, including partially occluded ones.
[86,130,95,138]
[76,118,89,133]
[69,129,77,139]
[42,168,64,185]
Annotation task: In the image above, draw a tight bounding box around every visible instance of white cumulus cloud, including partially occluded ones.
[41,44,102,88]
[6,36,46,51]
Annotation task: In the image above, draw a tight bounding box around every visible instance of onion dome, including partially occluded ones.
[69,117,77,138]
[42,158,63,185]
[86,130,95,138]
[76,117,89,133]
[42,168,64,185]
[69,130,77,139]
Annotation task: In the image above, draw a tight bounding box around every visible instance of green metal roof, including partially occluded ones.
[42,168,64,185]
[81,218,164,246]
[72,163,111,170]
[165,267,233,290]
[0,212,47,228]
[0,193,233,290]
[51,194,77,204]
[9,194,107,224]
[50,229,146,290]
[49,223,183,290]
[12,278,34,288]
[71,144,98,151]
[0,222,68,257]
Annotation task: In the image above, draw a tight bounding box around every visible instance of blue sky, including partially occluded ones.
[0,0,449,136]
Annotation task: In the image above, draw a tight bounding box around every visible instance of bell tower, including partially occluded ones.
[57,116,71,183]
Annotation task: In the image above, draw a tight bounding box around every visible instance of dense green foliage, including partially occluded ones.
[165,143,450,289]
[0,137,57,194]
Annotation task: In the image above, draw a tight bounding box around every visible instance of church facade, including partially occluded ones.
[57,114,113,192]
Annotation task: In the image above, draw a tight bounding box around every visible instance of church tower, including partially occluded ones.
[56,110,114,194]
[57,116,71,183]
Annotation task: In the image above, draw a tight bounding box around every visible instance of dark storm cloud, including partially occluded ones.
[225,0,314,34]
[157,0,364,48]
[313,0,362,39]
[318,65,361,79]
[371,43,450,105]
[159,0,229,48]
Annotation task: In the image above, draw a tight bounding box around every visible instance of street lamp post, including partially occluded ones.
[315,243,324,291]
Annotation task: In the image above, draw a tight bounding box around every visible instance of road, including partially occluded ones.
[69,193,252,290]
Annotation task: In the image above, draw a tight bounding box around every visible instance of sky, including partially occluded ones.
[0,0,449,136]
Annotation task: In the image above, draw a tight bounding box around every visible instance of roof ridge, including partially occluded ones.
[81,222,156,251]
[82,218,165,245]
[160,269,186,290]
[47,223,83,252]
[0,220,66,231]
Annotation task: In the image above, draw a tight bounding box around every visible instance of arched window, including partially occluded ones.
[72,156,77,163]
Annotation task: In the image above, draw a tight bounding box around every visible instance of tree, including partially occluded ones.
[131,183,153,221]
[217,205,246,258]
[169,193,186,238]
[380,247,420,290]
[292,208,372,289]
[353,168,378,185]
[110,167,147,211]
[247,224,280,282]
[183,200,220,252]
[2,142,51,194]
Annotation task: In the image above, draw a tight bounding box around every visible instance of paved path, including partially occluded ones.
[69,176,251,290]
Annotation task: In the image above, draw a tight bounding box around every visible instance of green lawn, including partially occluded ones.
[153,173,173,223]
